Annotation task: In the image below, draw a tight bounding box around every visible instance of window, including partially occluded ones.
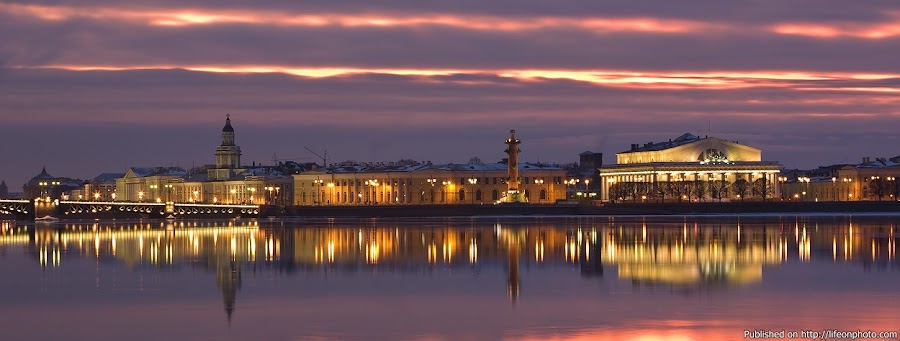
[699,148,727,162]
[475,190,482,201]
[458,189,466,201]
[492,189,499,201]
[301,192,306,204]
[540,189,546,200]
[524,189,530,199]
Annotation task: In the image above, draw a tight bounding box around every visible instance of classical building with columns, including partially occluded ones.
[293,160,565,206]
[599,133,781,202]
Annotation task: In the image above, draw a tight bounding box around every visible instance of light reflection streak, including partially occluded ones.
[0,219,894,290]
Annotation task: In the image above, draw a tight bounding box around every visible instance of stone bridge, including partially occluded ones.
[0,199,261,220]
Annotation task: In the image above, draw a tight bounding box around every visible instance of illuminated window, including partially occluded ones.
[699,148,727,162]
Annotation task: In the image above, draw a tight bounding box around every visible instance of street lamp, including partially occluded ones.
[249,187,256,204]
[327,183,335,204]
[164,184,174,203]
[313,179,324,204]
[426,178,437,203]
[798,176,810,201]
[442,180,452,203]
[468,178,478,203]
[533,178,543,203]
[364,179,380,204]
[842,177,852,201]
[265,186,274,205]
[778,176,787,200]
[888,176,897,201]
[831,177,837,201]
[149,184,159,203]
[230,188,237,204]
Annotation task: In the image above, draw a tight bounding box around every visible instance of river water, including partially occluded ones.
[0,216,898,340]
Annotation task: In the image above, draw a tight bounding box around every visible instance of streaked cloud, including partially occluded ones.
[1,0,899,186]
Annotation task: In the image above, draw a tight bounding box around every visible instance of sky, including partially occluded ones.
[2,0,900,189]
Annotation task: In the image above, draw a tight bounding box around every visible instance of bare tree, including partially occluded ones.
[668,181,690,203]
[733,179,750,202]
[691,180,708,202]
[753,178,773,201]
[890,179,900,201]
[653,182,667,203]
[867,178,889,201]
[710,180,730,202]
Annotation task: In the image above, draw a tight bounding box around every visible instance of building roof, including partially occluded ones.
[128,167,187,178]
[852,159,900,169]
[620,133,702,153]
[319,160,561,174]
[30,167,54,182]
[222,115,234,133]
[92,173,126,183]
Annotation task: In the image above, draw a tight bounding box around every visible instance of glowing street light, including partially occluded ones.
[468,178,478,203]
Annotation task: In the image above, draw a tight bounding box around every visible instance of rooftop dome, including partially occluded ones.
[222,115,234,133]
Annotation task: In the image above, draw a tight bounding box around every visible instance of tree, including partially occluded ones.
[668,181,690,203]
[890,179,900,201]
[691,180,708,202]
[733,179,750,202]
[867,177,888,201]
[609,183,628,203]
[653,182,667,203]
[753,178,773,201]
[710,180,730,201]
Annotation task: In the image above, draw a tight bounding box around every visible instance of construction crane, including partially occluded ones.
[304,146,328,167]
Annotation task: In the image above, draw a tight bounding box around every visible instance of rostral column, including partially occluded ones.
[504,130,526,202]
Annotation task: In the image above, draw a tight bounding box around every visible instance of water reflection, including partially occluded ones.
[0,216,898,339]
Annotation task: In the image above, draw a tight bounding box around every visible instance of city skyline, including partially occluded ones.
[4,1,900,187]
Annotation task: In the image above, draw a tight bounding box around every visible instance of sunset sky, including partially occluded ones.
[2,0,900,188]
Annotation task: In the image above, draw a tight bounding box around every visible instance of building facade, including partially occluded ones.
[292,161,566,206]
[781,158,900,201]
[599,134,781,202]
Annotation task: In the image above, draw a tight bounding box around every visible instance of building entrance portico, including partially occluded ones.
[599,134,782,202]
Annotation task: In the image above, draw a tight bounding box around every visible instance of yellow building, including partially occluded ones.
[98,116,293,205]
[293,161,566,205]
[600,133,781,202]
[782,158,900,201]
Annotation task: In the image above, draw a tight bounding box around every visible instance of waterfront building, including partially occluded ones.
[115,167,188,202]
[599,133,782,202]
[71,116,291,205]
[565,151,603,200]
[782,157,900,201]
[23,167,84,200]
[292,160,566,206]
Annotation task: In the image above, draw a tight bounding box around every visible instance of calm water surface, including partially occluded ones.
[0,216,898,340]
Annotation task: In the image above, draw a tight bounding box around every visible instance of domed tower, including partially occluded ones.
[215,114,242,169]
